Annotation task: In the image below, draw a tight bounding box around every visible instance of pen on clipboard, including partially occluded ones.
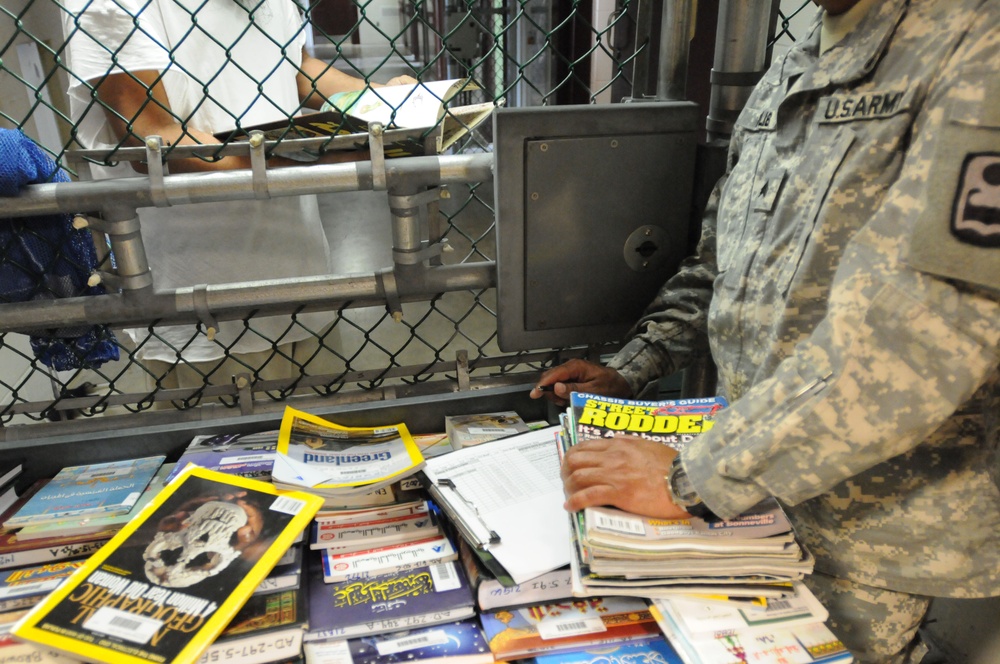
[437,478,502,547]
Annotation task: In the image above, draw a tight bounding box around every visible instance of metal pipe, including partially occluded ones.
[630,0,655,100]
[706,0,778,142]
[0,261,496,334]
[656,0,696,101]
[0,154,494,219]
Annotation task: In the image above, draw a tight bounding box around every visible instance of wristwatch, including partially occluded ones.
[665,455,716,520]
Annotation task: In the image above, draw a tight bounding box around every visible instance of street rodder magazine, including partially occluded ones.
[12,466,323,664]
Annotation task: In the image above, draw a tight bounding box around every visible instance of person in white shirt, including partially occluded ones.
[60,0,414,389]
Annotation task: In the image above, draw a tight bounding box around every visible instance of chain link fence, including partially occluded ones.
[0,0,815,427]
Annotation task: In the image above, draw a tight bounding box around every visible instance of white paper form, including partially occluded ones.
[422,426,572,584]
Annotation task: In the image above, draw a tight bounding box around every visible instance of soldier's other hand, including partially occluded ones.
[530,359,632,406]
[561,437,690,519]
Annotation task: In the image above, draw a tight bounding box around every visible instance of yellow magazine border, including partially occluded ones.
[276,406,424,490]
[12,465,323,664]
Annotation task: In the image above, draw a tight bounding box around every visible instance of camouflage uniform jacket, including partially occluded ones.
[608,0,1000,597]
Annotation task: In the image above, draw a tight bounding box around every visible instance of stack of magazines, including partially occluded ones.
[270,407,426,509]
[561,392,814,600]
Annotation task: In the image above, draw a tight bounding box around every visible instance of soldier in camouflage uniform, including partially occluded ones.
[534,0,1000,661]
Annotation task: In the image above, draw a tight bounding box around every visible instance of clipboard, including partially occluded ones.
[420,471,499,547]
[418,426,571,585]
[420,471,518,585]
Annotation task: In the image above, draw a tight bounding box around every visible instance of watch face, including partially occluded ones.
[668,460,700,507]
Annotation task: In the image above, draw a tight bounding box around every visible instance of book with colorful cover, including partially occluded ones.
[0,560,86,612]
[478,596,661,660]
[338,616,493,664]
[11,466,323,664]
[532,637,685,664]
[2,456,166,529]
[305,554,475,642]
[274,407,425,494]
[0,480,114,571]
[196,588,307,664]
[15,463,176,542]
[166,432,279,484]
[649,600,853,664]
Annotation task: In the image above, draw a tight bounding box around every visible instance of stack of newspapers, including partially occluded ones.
[561,392,814,600]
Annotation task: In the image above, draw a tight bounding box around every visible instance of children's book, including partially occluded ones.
[11,466,323,664]
[273,407,424,494]
[0,560,86,613]
[0,480,114,571]
[221,78,496,158]
[650,600,853,664]
[15,463,175,541]
[330,616,494,664]
[305,554,475,642]
[2,456,165,529]
[196,588,307,664]
[478,596,661,660]
[166,432,279,483]
[445,411,530,450]
[532,637,685,664]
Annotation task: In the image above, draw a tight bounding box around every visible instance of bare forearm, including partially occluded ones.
[297,54,371,109]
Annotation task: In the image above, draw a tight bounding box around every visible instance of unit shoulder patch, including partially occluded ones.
[952,152,1000,247]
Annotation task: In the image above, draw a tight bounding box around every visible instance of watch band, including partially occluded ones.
[665,456,716,520]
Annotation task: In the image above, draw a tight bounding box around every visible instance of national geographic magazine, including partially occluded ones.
[11,466,323,664]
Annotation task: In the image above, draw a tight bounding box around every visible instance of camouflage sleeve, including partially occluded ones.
[685,14,1000,519]
[606,173,724,396]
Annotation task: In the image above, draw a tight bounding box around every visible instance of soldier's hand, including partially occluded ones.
[530,359,632,406]
[560,437,690,519]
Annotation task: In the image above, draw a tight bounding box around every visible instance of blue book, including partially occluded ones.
[305,551,476,642]
[165,431,278,483]
[336,617,493,664]
[2,456,165,529]
[533,638,685,664]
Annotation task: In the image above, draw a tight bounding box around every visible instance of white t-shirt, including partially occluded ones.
[62,0,333,362]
